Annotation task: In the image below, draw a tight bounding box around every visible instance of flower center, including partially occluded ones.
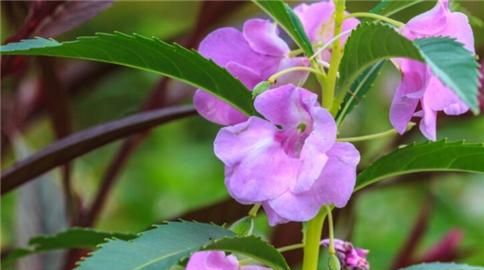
[276,122,310,158]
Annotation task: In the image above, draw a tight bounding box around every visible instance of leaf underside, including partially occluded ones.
[356,140,484,191]
[0,32,254,115]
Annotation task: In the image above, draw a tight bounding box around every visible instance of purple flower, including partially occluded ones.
[194,19,309,126]
[186,251,270,270]
[294,0,359,61]
[390,0,475,140]
[214,84,360,225]
[322,239,370,270]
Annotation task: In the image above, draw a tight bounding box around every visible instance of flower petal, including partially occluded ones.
[194,89,248,125]
[215,117,299,203]
[419,94,438,141]
[424,76,469,115]
[254,84,318,128]
[390,60,427,134]
[263,203,290,226]
[404,0,449,38]
[225,61,264,89]
[311,142,360,208]
[243,19,289,57]
[292,107,337,193]
[268,189,321,222]
[274,57,310,86]
[403,0,474,52]
[294,1,335,42]
[186,251,239,270]
[198,27,280,77]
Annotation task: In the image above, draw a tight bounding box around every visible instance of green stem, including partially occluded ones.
[248,204,261,218]
[278,243,305,253]
[302,209,328,270]
[345,12,405,28]
[268,66,325,84]
[324,0,346,112]
[338,122,416,142]
[326,206,335,255]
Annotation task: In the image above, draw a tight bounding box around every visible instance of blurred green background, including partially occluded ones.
[1,1,483,269]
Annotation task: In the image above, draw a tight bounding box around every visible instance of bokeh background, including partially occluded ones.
[1,1,484,270]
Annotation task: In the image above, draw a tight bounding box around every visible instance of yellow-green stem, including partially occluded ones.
[302,209,328,270]
[338,122,416,142]
[268,66,325,84]
[248,204,260,218]
[345,12,405,28]
[324,0,346,112]
[326,206,336,255]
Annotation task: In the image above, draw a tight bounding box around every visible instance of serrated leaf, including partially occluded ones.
[370,0,425,17]
[0,32,254,116]
[76,222,234,270]
[3,228,135,265]
[336,22,479,120]
[399,262,484,270]
[335,61,384,125]
[253,0,314,56]
[355,141,484,191]
[414,37,480,112]
[205,236,290,270]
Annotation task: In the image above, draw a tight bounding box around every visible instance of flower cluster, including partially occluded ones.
[195,0,361,226]
[390,0,475,140]
[186,0,476,269]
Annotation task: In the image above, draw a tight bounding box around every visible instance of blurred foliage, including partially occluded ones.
[1,1,483,269]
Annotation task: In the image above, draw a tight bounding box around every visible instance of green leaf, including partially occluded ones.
[205,236,290,270]
[252,0,314,56]
[3,228,135,264]
[355,141,484,191]
[370,0,425,17]
[76,221,234,270]
[336,22,479,118]
[335,61,384,125]
[0,33,254,115]
[414,37,480,112]
[399,262,484,270]
[229,216,254,236]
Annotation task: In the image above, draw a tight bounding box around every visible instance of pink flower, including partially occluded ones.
[294,0,359,61]
[390,0,475,140]
[321,239,369,270]
[186,251,270,270]
[194,19,309,126]
[214,84,360,225]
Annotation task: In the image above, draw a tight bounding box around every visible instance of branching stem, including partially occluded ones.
[338,122,416,142]
[268,66,325,84]
[345,12,405,28]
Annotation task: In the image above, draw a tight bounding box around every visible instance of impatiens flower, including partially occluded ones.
[186,251,270,270]
[390,0,475,140]
[322,239,370,270]
[194,19,309,126]
[214,84,360,225]
[294,0,359,60]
